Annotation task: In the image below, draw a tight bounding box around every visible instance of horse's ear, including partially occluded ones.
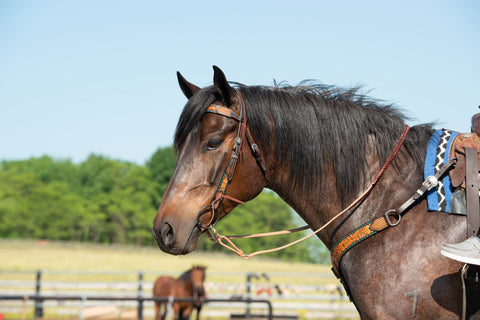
[177,71,201,99]
[213,65,234,106]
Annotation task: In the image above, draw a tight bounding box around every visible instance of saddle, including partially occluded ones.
[449,131,480,237]
[450,113,480,183]
[448,114,480,320]
[449,133,480,189]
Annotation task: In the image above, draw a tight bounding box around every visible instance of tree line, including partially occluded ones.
[0,147,329,263]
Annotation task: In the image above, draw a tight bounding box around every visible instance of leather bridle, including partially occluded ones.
[195,89,267,233]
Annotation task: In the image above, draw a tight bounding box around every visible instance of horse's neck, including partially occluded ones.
[181,278,193,292]
[270,173,342,247]
[270,140,425,249]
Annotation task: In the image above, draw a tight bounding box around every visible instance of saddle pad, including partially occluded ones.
[424,129,459,213]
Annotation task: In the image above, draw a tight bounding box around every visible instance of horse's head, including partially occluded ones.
[153,66,268,255]
[190,266,207,300]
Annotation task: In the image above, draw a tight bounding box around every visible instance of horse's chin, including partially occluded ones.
[180,229,201,255]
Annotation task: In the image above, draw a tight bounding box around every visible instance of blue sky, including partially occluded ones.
[1,1,479,164]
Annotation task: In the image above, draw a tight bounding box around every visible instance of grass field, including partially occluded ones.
[0,239,331,280]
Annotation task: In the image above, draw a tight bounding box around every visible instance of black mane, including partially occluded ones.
[178,266,206,282]
[178,268,191,281]
[174,82,433,206]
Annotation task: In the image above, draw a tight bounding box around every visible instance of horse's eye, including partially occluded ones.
[206,139,222,151]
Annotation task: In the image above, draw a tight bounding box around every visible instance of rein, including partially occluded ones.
[197,89,412,260]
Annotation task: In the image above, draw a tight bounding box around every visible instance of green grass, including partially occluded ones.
[0,239,332,282]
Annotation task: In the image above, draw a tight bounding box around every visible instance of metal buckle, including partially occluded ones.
[196,199,222,231]
[196,205,213,231]
[423,175,438,191]
[209,226,220,239]
[251,143,259,157]
[233,137,241,150]
[384,209,401,227]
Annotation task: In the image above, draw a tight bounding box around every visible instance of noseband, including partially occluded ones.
[195,89,267,233]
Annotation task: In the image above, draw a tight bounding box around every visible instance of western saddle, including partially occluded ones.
[448,112,480,320]
[449,113,480,237]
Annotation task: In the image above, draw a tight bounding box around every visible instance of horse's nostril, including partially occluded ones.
[161,222,175,247]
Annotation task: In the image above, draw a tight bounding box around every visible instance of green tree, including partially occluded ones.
[0,160,89,241]
[77,155,159,245]
[146,146,177,207]
[0,149,330,263]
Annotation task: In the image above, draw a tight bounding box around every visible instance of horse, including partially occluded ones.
[153,266,207,320]
[152,66,467,319]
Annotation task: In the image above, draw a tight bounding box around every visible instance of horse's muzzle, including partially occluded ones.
[152,221,200,255]
[152,221,181,255]
[193,285,206,306]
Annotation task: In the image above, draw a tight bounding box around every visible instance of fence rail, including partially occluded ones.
[0,295,273,320]
[0,270,358,320]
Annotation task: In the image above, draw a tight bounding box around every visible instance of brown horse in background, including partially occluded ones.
[153,266,206,320]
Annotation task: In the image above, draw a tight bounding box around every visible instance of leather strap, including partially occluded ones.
[206,104,242,122]
[197,90,269,231]
[206,104,268,179]
[331,157,457,276]
[245,129,268,176]
[449,133,480,188]
[465,147,480,237]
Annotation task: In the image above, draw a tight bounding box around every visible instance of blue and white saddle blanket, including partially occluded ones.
[424,129,460,213]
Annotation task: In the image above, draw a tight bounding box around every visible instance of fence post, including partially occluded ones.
[245,272,259,318]
[34,270,43,320]
[78,295,86,320]
[137,270,144,320]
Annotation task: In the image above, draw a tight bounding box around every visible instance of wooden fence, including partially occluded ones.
[0,270,358,320]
